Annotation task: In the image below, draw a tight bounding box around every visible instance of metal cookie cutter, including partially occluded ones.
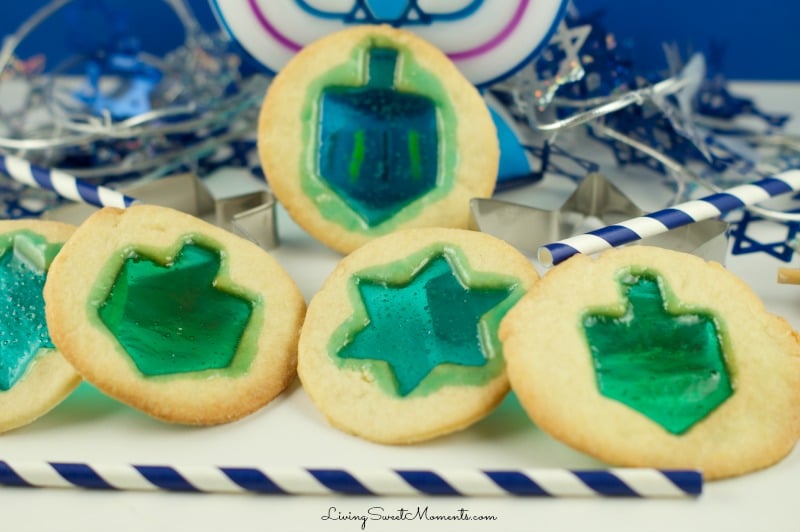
[42,173,279,251]
[470,172,729,263]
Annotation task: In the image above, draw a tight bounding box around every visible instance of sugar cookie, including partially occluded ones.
[44,205,306,425]
[0,220,80,433]
[501,246,800,479]
[298,227,538,443]
[258,25,499,253]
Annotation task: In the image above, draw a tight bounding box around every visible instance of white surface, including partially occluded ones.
[2,83,800,532]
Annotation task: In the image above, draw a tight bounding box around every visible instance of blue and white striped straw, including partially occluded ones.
[0,153,138,209]
[538,169,800,266]
[0,461,702,497]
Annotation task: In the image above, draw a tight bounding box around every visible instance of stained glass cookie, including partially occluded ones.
[258,25,499,254]
[298,228,538,443]
[500,245,800,479]
[43,205,306,425]
[0,220,81,433]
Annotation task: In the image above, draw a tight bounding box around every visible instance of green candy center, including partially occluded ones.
[98,240,255,376]
[582,271,733,435]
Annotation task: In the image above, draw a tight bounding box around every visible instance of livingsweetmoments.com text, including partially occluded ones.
[321,505,498,529]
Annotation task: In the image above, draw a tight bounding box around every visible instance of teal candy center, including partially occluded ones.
[98,241,254,376]
[0,232,59,391]
[337,253,513,396]
[582,271,732,435]
[317,47,439,226]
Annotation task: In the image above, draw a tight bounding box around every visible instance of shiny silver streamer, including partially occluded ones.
[0,0,267,182]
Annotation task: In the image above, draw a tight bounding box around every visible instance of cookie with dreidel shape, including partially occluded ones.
[500,245,800,479]
[258,25,499,254]
[43,204,306,425]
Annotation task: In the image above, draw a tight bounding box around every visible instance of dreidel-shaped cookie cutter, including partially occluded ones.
[42,173,279,251]
[470,172,729,263]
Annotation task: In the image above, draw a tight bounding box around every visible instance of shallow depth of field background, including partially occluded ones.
[1,0,797,80]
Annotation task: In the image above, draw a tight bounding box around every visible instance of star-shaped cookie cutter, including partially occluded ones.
[42,173,278,251]
[470,172,729,263]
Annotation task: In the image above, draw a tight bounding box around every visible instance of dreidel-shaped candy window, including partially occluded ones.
[582,272,732,435]
[317,47,439,226]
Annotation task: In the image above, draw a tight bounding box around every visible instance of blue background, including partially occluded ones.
[1,0,798,80]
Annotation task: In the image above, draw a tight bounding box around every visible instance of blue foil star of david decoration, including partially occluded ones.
[73,49,162,120]
[729,209,800,262]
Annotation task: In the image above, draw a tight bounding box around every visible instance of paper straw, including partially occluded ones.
[778,267,800,285]
[0,461,702,497]
[0,153,138,209]
[538,169,800,266]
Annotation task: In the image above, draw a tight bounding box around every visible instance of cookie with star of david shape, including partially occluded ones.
[298,228,538,443]
[0,220,81,433]
[43,205,306,425]
[258,25,499,254]
[501,245,800,479]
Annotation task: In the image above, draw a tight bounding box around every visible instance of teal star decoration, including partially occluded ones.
[335,249,517,397]
[0,232,59,391]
